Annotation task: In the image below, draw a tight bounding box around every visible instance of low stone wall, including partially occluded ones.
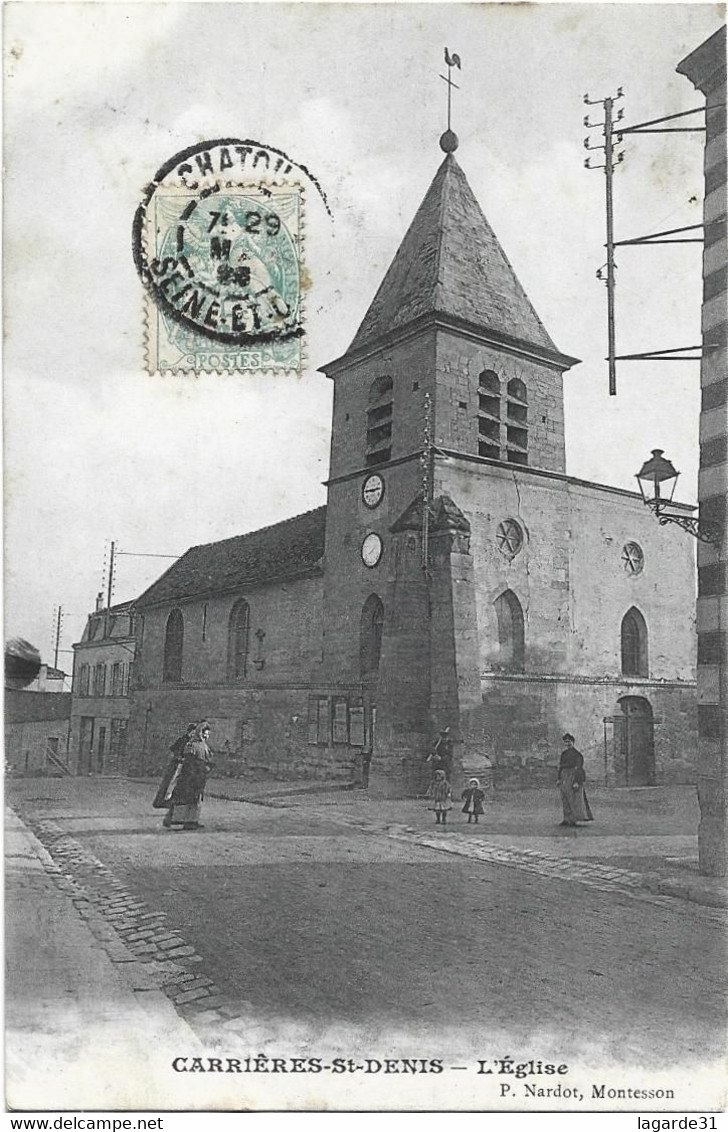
[463,675,697,786]
[125,683,359,784]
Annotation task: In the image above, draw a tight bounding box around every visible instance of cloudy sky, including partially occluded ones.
[4,1,722,665]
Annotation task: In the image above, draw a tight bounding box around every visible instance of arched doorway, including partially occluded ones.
[617,697,655,786]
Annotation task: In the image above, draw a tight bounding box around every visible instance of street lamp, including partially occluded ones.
[636,448,722,547]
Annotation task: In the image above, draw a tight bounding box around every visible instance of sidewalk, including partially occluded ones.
[192,778,727,909]
[5,807,214,1110]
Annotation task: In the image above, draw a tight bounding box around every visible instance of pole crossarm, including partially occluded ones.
[583,85,716,395]
[614,223,704,246]
[614,345,705,361]
[618,105,707,135]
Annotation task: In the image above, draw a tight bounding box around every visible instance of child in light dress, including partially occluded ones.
[428,769,453,826]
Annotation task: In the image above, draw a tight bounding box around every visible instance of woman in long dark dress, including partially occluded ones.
[168,721,214,831]
[557,733,594,827]
[153,722,197,828]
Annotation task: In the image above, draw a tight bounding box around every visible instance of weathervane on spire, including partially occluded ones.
[440,47,461,153]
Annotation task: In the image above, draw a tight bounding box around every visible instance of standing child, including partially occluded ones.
[428,769,453,826]
[461,777,485,824]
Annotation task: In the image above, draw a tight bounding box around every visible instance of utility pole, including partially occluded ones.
[584,89,624,395]
[585,88,707,395]
[604,97,617,397]
[104,541,116,637]
[53,606,63,670]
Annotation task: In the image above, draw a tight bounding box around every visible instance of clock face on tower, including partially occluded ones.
[361,532,383,568]
[362,473,385,509]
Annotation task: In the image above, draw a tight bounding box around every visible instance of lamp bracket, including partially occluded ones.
[648,504,723,547]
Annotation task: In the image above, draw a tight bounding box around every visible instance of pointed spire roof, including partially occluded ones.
[346,154,567,362]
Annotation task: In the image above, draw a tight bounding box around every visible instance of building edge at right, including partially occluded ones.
[677,25,728,876]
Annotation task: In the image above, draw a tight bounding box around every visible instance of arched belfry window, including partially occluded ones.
[621,607,648,677]
[366,376,393,466]
[163,608,184,683]
[506,378,528,465]
[360,594,384,677]
[478,370,501,460]
[229,600,251,680]
[494,590,525,672]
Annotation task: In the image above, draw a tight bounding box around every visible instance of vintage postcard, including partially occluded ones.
[4,0,727,1117]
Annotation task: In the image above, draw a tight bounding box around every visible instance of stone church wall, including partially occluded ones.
[126,681,359,784]
[436,456,698,787]
[326,330,437,478]
[466,676,696,789]
[566,482,696,681]
[136,575,325,689]
[435,330,567,473]
[321,456,423,682]
[436,457,696,682]
[128,574,360,783]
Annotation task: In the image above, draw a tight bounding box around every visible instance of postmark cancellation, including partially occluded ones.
[140,181,305,375]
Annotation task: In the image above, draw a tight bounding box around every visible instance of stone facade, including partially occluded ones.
[5,691,72,775]
[69,602,136,775]
[678,27,728,875]
[124,145,699,796]
[128,514,367,784]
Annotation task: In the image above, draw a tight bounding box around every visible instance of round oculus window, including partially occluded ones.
[496,519,524,558]
[361,532,383,568]
[622,542,644,576]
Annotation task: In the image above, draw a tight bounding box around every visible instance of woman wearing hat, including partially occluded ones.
[166,720,214,831]
[557,734,594,827]
[153,721,197,828]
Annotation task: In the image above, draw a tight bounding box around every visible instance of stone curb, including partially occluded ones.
[6,806,204,1047]
[7,805,234,1040]
[325,814,728,910]
[651,877,728,908]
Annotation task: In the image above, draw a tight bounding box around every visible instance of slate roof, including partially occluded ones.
[136,506,327,607]
[348,154,561,358]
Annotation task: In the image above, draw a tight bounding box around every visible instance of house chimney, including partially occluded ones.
[95,591,104,612]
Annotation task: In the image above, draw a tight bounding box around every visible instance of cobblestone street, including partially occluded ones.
[6,777,727,1110]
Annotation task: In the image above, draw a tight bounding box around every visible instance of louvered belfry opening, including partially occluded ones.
[506,378,528,465]
[478,370,501,459]
[366,376,393,466]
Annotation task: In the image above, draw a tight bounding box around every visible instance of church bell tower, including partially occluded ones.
[319,102,579,795]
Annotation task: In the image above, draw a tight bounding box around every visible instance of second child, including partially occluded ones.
[461,777,486,824]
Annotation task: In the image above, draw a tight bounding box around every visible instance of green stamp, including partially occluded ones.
[141,183,304,374]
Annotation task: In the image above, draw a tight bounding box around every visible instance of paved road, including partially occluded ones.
[7,778,726,1093]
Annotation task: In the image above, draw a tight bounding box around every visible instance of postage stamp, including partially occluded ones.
[133,140,323,374]
[142,183,304,373]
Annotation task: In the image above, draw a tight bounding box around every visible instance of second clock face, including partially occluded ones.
[361,532,383,568]
[362,473,385,509]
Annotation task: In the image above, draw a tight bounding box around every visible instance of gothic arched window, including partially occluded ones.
[621,607,648,677]
[228,599,251,680]
[163,608,184,683]
[366,376,393,466]
[506,378,528,465]
[494,590,525,672]
[360,594,384,677]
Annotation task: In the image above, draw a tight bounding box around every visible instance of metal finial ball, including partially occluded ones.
[439,129,459,153]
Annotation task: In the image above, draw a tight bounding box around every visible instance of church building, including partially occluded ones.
[127,132,698,795]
